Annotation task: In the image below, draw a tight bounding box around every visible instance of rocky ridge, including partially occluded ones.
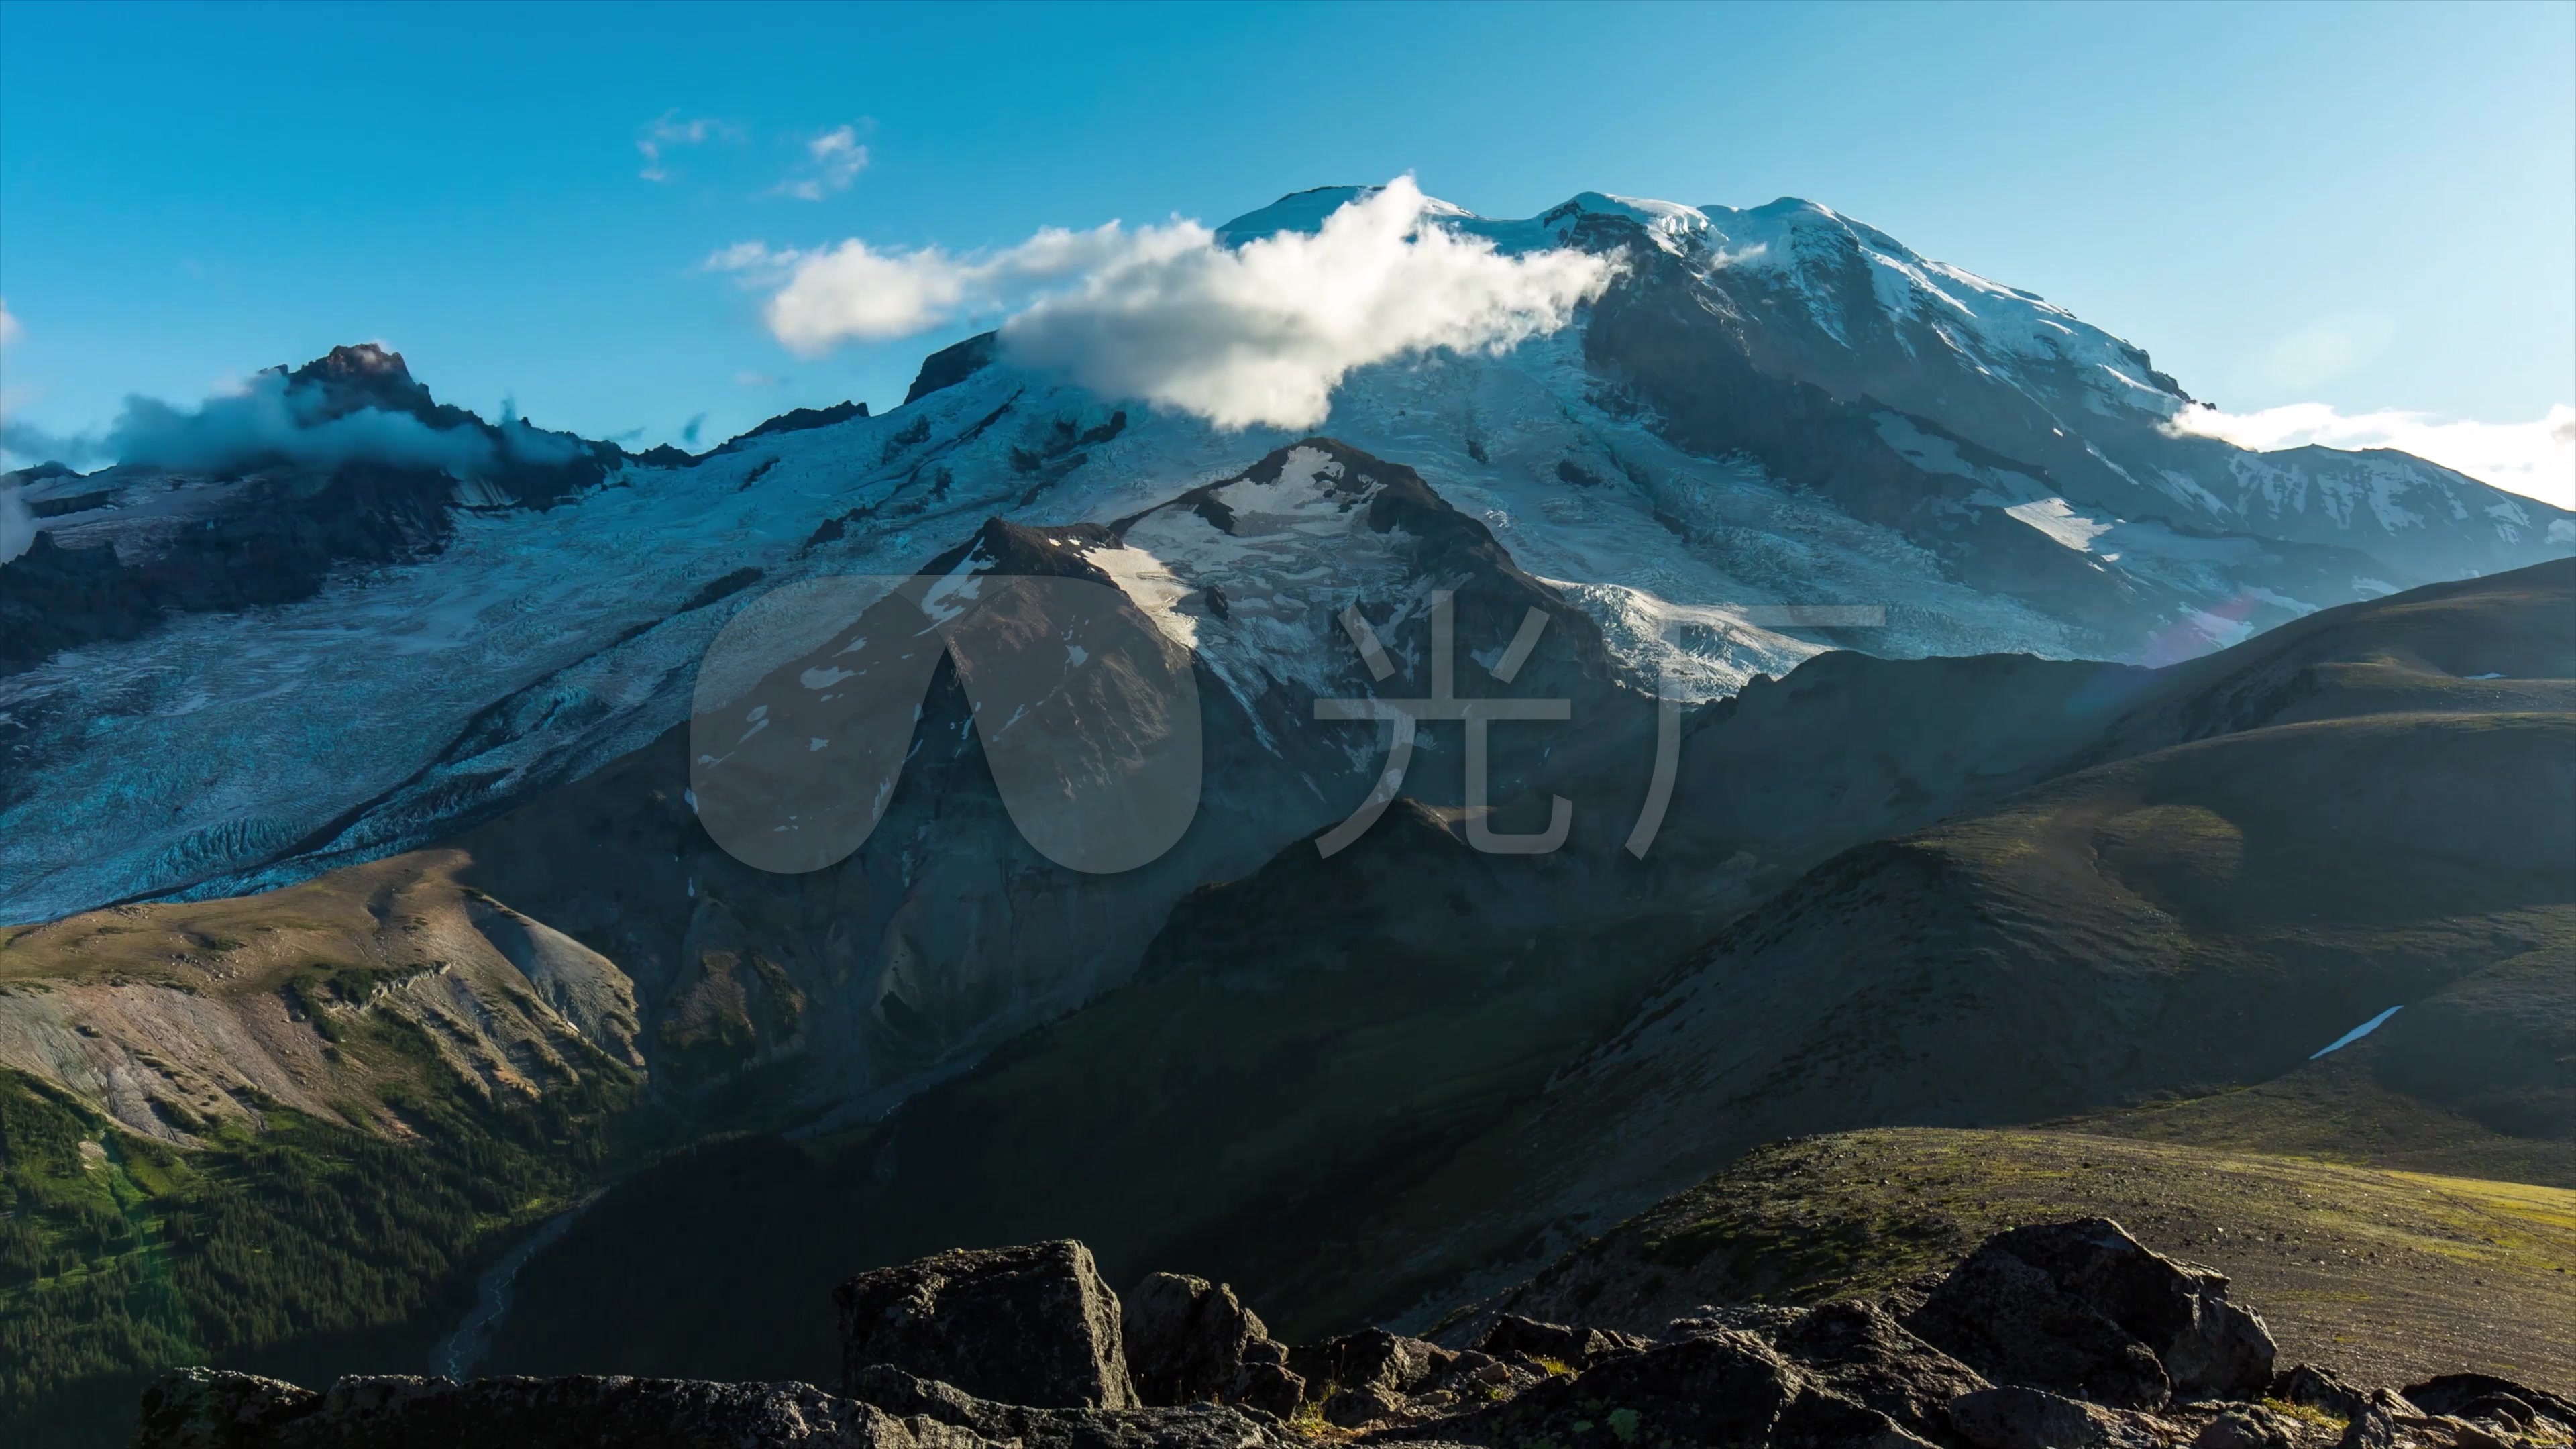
[134,1219,2571,1449]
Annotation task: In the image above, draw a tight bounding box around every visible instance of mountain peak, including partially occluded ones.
[293,341,413,383]
[274,341,441,423]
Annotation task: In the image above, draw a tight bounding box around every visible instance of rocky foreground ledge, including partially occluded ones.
[136,1220,2569,1448]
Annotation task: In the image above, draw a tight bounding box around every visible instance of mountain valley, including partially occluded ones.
[3,186,2571,1446]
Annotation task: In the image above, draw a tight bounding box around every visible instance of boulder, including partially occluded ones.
[1231,1341,1305,1420]
[1769,1301,1992,1441]
[1906,1218,2275,1408]
[1287,1328,1450,1399]
[2273,1365,2370,1422]
[1947,1386,2167,1449]
[132,1369,1002,1449]
[134,1369,319,1449]
[1771,1387,1945,1449]
[843,1362,1295,1449]
[1432,1331,1805,1448]
[1120,1272,1291,1409]
[836,1240,1137,1410]
[1666,1303,1807,1340]
[1322,1382,1404,1428]
[2194,1405,2300,1449]
[2334,1389,2421,1449]
[2402,1373,2576,1434]
[1470,1313,1648,1370]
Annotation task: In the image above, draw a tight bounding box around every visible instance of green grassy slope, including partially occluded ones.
[1327,710,2573,1336]
[0,1061,629,1444]
[0,856,643,1446]
[1466,1127,2576,1395]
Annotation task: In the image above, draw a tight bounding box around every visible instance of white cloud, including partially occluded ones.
[708,221,1163,350]
[638,113,733,182]
[0,298,19,347]
[0,370,584,478]
[2164,400,2576,509]
[714,177,1620,430]
[777,125,869,200]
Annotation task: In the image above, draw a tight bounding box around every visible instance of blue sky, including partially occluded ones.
[2,0,2571,496]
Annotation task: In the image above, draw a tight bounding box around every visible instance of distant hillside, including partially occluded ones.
[480,559,2572,1383]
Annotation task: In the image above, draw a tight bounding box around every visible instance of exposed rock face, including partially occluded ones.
[1287,1327,1452,1403]
[1768,1301,1992,1440]
[2402,1375,2576,1434]
[1906,1218,2276,1408]
[134,1368,998,1448]
[1948,1385,2168,1449]
[129,1222,2553,1449]
[1471,1313,1648,1370]
[843,1365,1292,1449]
[2336,1388,2423,1449]
[2196,1405,2303,1449]
[835,1240,1138,1410]
[1,344,620,676]
[1442,1330,1799,1442]
[903,332,1000,405]
[732,400,871,447]
[1230,1342,1305,1421]
[1120,1273,1301,1414]
[134,1368,319,1449]
[2276,1366,2373,1421]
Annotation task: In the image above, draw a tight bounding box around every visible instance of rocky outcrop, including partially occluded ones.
[131,1221,2567,1448]
[2276,1366,2375,1422]
[903,333,999,405]
[1120,1273,1302,1415]
[843,1364,1290,1449]
[733,400,870,447]
[835,1240,1138,1411]
[1948,1385,2168,1449]
[1905,1218,2276,1408]
[1,344,620,676]
[133,1367,1000,1448]
[2401,1376,2576,1434]
[1770,1301,1992,1440]
[1470,1313,1649,1370]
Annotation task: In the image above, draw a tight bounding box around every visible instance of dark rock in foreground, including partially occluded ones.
[1121,1272,1303,1417]
[1949,1384,2168,1449]
[843,1364,1291,1449]
[835,1240,1137,1411]
[131,1368,1000,1448]
[1907,1217,2277,1409]
[133,1218,2572,1448]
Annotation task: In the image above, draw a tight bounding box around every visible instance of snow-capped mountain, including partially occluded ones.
[2,184,2568,942]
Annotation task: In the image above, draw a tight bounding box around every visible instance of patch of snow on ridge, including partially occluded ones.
[1539,578,1826,702]
[1079,542,1201,653]
[2003,497,2116,553]
[0,363,1150,922]
[919,544,992,623]
[1099,443,1425,710]
[1696,198,2165,407]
